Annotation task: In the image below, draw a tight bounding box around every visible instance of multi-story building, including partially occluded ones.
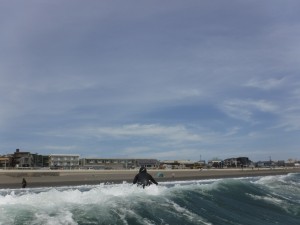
[80,158,159,170]
[207,160,223,168]
[12,149,34,168]
[160,160,197,169]
[32,154,49,167]
[49,154,80,169]
[223,157,250,168]
[136,159,160,168]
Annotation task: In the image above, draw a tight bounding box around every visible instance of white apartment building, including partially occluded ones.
[49,154,80,169]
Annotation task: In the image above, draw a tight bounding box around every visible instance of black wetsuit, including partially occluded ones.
[22,178,27,188]
[133,167,158,188]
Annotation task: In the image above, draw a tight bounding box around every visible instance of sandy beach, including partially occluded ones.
[1,167,300,189]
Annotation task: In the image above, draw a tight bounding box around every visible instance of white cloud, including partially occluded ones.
[85,124,203,142]
[273,108,300,131]
[245,77,285,90]
[253,100,278,112]
[224,127,241,136]
[220,99,278,121]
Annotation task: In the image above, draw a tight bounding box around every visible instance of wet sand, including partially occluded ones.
[1,167,300,189]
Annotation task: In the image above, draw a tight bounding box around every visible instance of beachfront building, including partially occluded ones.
[277,160,285,167]
[80,158,159,170]
[80,158,135,170]
[12,149,34,168]
[223,157,251,168]
[32,154,50,168]
[1,150,50,169]
[207,160,223,168]
[136,159,159,169]
[49,154,80,169]
[255,160,278,168]
[0,156,12,169]
[160,160,197,169]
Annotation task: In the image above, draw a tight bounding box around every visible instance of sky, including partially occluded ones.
[1,0,300,162]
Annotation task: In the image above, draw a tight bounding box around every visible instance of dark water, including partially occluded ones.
[0,173,299,225]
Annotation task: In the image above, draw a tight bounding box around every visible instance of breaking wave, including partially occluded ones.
[1,173,300,225]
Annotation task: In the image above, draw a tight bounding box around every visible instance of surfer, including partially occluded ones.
[133,166,158,188]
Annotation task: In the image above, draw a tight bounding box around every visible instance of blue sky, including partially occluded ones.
[1,0,300,161]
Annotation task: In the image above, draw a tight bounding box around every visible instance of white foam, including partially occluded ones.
[165,199,212,225]
[246,192,299,215]
[32,211,78,225]
[247,193,283,204]
[0,183,166,208]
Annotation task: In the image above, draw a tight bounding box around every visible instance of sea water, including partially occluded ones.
[0,173,299,225]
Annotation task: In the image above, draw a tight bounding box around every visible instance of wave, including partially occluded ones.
[0,174,299,225]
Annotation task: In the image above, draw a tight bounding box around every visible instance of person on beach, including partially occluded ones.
[22,178,27,188]
[133,166,158,188]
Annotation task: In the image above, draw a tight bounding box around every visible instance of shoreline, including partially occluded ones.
[1,167,300,189]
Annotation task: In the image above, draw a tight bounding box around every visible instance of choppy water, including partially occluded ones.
[0,173,299,225]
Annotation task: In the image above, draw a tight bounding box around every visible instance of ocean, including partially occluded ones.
[0,173,299,225]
